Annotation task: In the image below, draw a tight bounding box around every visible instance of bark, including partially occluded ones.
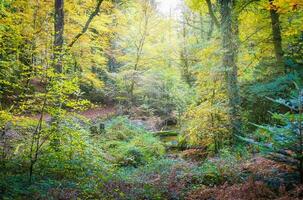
[298,89,303,183]
[220,0,242,141]
[54,0,64,73]
[269,0,285,73]
[180,21,191,85]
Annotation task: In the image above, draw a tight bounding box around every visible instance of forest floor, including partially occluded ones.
[78,105,117,119]
[15,106,303,199]
[27,105,118,121]
[186,156,303,200]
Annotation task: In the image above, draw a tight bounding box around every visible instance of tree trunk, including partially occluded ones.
[298,89,303,183]
[180,21,191,85]
[269,0,284,74]
[220,0,242,142]
[54,0,64,73]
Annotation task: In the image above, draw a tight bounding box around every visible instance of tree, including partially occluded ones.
[68,0,104,48]
[181,0,231,151]
[269,0,285,74]
[219,0,242,141]
[179,7,193,85]
[54,0,64,73]
[115,0,173,106]
[128,0,153,104]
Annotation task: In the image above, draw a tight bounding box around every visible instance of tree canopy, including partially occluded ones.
[1,0,303,199]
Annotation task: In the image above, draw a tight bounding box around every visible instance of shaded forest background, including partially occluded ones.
[1,0,303,199]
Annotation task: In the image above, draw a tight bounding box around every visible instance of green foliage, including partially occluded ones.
[192,147,248,186]
[112,157,192,199]
[242,85,303,182]
[1,0,303,198]
[248,73,299,98]
[0,115,108,199]
[241,72,301,130]
[0,114,166,199]
[140,69,194,116]
[101,117,165,167]
[105,116,147,140]
[0,110,12,129]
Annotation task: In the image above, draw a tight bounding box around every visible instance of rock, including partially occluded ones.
[90,126,99,135]
[159,117,178,128]
[99,123,105,133]
[130,117,162,131]
[90,122,106,135]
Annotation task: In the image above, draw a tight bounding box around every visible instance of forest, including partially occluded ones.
[1,0,303,199]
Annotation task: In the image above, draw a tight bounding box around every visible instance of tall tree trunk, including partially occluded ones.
[54,0,64,73]
[180,21,191,85]
[220,0,242,142]
[269,0,284,74]
[51,0,64,151]
[298,89,303,184]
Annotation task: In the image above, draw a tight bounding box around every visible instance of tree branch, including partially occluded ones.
[68,0,104,48]
[237,135,294,158]
[205,0,220,29]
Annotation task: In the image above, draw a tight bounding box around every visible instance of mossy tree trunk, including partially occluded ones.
[54,0,64,73]
[269,0,285,74]
[220,0,242,143]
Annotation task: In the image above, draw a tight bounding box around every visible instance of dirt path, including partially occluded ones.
[79,105,117,119]
[27,105,117,121]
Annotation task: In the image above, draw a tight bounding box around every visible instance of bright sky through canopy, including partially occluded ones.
[156,0,182,17]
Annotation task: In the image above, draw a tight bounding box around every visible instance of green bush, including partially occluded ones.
[99,117,165,168]
[241,85,303,183]
[193,161,222,186]
[106,134,165,167]
[104,116,147,140]
[0,115,111,199]
[116,147,145,167]
[112,158,193,199]
[191,147,249,187]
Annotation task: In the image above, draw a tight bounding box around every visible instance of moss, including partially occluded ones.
[154,130,179,137]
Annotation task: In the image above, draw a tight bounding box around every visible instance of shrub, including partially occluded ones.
[113,158,195,199]
[241,86,303,183]
[0,114,110,199]
[104,116,147,141]
[107,134,165,167]
[100,117,165,168]
[191,148,248,187]
[115,146,146,167]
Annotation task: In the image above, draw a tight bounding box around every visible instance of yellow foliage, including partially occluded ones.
[82,72,104,89]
